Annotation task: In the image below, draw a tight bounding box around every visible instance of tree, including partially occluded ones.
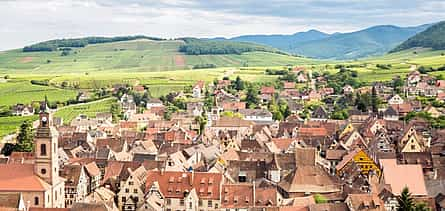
[245,87,259,108]
[110,103,121,123]
[371,86,379,113]
[195,116,207,135]
[397,187,415,211]
[15,121,34,152]
[233,76,245,91]
[1,143,16,156]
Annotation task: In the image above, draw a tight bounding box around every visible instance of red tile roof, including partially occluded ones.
[261,86,275,95]
[221,184,253,208]
[0,164,50,192]
[145,170,222,200]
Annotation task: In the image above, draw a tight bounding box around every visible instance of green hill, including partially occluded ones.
[0,39,312,74]
[391,21,445,52]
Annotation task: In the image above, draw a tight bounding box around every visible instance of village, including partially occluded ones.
[1,65,445,211]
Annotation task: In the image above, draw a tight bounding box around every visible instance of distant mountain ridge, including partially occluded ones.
[391,21,445,52]
[218,24,431,60]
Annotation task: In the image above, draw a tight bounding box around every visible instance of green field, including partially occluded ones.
[0,115,38,139]
[0,79,77,107]
[54,98,116,124]
[0,39,315,74]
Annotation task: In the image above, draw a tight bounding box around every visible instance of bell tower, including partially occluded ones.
[34,103,59,186]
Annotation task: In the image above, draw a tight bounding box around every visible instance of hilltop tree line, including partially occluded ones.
[178,38,285,55]
[23,36,165,52]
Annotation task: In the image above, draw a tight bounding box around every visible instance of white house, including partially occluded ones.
[388,94,404,105]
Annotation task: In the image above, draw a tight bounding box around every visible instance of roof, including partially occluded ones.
[346,194,385,211]
[145,170,223,200]
[326,149,346,160]
[84,162,101,177]
[212,116,254,127]
[0,164,50,192]
[221,184,254,208]
[239,109,273,118]
[380,159,427,196]
[60,165,83,187]
[279,165,339,193]
[298,127,328,137]
[335,148,361,171]
[295,148,316,166]
[261,86,275,95]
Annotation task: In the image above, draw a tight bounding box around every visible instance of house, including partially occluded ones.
[146,99,163,109]
[260,86,275,103]
[77,91,91,102]
[283,81,296,89]
[383,106,399,121]
[0,111,65,208]
[145,170,223,211]
[133,85,145,93]
[345,194,385,211]
[387,94,404,105]
[186,102,204,117]
[238,109,273,123]
[297,74,308,83]
[221,101,246,112]
[60,164,89,207]
[192,80,205,98]
[336,148,381,176]
[278,148,341,198]
[379,159,428,210]
[343,85,354,94]
[407,70,421,85]
[398,126,426,152]
[11,104,34,116]
[117,166,147,211]
[311,106,329,121]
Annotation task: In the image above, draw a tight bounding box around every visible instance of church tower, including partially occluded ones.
[34,103,59,185]
[34,102,65,208]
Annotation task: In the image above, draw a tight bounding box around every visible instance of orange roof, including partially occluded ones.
[380,159,427,196]
[261,86,275,95]
[221,184,253,208]
[283,82,296,89]
[298,127,328,137]
[222,102,246,110]
[272,138,296,151]
[0,164,50,192]
[145,170,223,200]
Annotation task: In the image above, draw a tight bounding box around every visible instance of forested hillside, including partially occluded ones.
[391,21,445,52]
[178,38,285,55]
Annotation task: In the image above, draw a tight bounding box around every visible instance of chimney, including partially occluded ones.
[160,168,165,175]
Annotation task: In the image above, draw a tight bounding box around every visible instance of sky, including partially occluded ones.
[1,0,445,50]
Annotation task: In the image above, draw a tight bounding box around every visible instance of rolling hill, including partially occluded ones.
[0,39,313,74]
[224,24,431,60]
[217,30,331,52]
[391,21,445,52]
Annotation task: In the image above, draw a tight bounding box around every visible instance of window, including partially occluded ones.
[189,202,193,208]
[166,199,171,205]
[129,181,134,185]
[180,199,184,206]
[41,168,47,174]
[134,189,138,193]
[199,200,203,206]
[122,197,126,202]
[40,144,47,156]
[34,197,39,205]
[208,200,212,208]
[125,188,129,193]
[411,145,415,150]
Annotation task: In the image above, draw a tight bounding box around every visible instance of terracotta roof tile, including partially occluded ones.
[0,164,50,192]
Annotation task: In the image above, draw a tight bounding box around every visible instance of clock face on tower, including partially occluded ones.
[42,117,47,123]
